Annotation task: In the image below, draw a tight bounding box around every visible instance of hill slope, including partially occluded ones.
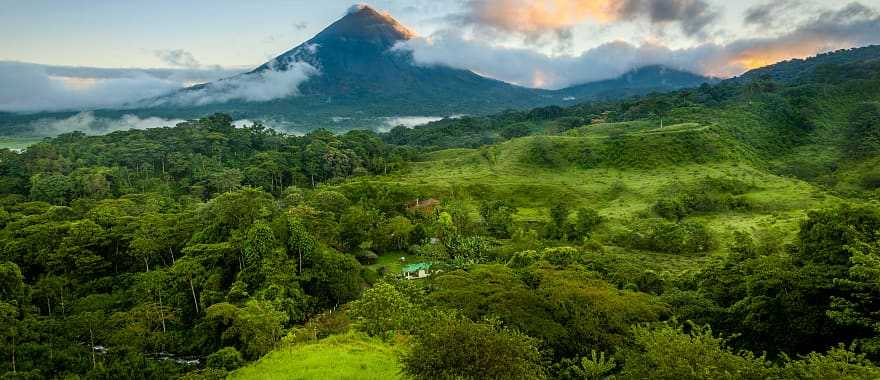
[732,45,880,83]
[229,334,402,380]
[558,65,716,101]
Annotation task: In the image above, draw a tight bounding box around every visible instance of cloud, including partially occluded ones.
[722,2,880,71]
[402,34,713,88]
[154,49,202,69]
[451,0,719,42]
[0,53,316,112]
[24,112,186,136]
[744,0,800,27]
[401,1,880,88]
[618,0,719,37]
[0,61,245,113]
[348,4,371,15]
[20,112,277,137]
[379,116,445,132]
[151,60,318,107]
[294,21,308,30]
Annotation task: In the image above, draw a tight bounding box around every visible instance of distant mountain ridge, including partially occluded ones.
[559,65,717,100]
[732,45,880,84]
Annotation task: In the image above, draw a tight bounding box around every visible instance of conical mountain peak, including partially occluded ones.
[313,4,414,46]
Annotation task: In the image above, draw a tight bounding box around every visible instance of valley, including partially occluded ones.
[2,3,880,379]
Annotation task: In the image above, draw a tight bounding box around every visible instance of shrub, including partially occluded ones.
[206,347,244,371]
[508,250,540,269]
[653,177,752,220]
[348,282,420,338]
[542,247,583,267]
[572,207,603,240]
[621,323,770,379]
[402,317,546,380]
[861,169,880,190]
[617,220,713,254]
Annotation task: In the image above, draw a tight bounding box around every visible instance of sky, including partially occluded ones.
[2,0,880,112]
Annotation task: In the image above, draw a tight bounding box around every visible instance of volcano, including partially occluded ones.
[255,5,540,104]
[105,5,712,130]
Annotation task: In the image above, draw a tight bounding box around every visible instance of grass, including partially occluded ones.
[344,126,844,272]
[368,252,408,274]
[228,333,403,380]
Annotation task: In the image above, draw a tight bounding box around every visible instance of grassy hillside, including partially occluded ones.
[355,121,842,266]
[229,334,402,380]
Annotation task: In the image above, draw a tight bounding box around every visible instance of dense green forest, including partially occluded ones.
[2,48,880,379]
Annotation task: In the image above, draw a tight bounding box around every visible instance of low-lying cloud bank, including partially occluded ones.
[400,2,880,89]
[21,112,280,137]
[24,112,186,136]
[0,61,244,113]
[147,60,319,107]
[0,58,319,112]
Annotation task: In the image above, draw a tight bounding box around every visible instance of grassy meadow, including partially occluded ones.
[229,333,403,380]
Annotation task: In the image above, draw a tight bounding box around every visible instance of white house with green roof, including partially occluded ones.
[402,262,434,280]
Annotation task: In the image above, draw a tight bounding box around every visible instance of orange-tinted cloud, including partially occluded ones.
[458,0,719,39]
[408,6,879,88]
[730,43,828,72]
[466,0,619,35]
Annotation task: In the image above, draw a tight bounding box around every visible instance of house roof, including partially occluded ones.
[406,198,440,209]
[402,262,432,272]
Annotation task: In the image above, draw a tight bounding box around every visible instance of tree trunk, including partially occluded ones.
[90,327,96,369]
[189,277,200,314]
[11,333,15,373]
[157,291,166,333]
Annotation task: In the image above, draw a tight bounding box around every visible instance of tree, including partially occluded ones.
[302,249,361,308]
[208,168,244,194]
[29,173,71,205]
[348,282,419,337]
[846,102,880,158]
[776,345,880,379]
[546,201,570,240]
[241,221,276,287]
[131,269,174,334]
[0,262,25,302]
[0,301,19,373]
[480,200,515,238]
[0,263,24,374]
[572,207,602,241]
[402,316,547,380]
[206,347,244,371]
[171,256,207,315]
[828,240,880,356]
[798,206,880,269]
[206,300,287,359]
[339,205,381,251]
[621,323,770,380]
[288,217,316,274]
[307,190,350,215]
[644,96,673,128]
